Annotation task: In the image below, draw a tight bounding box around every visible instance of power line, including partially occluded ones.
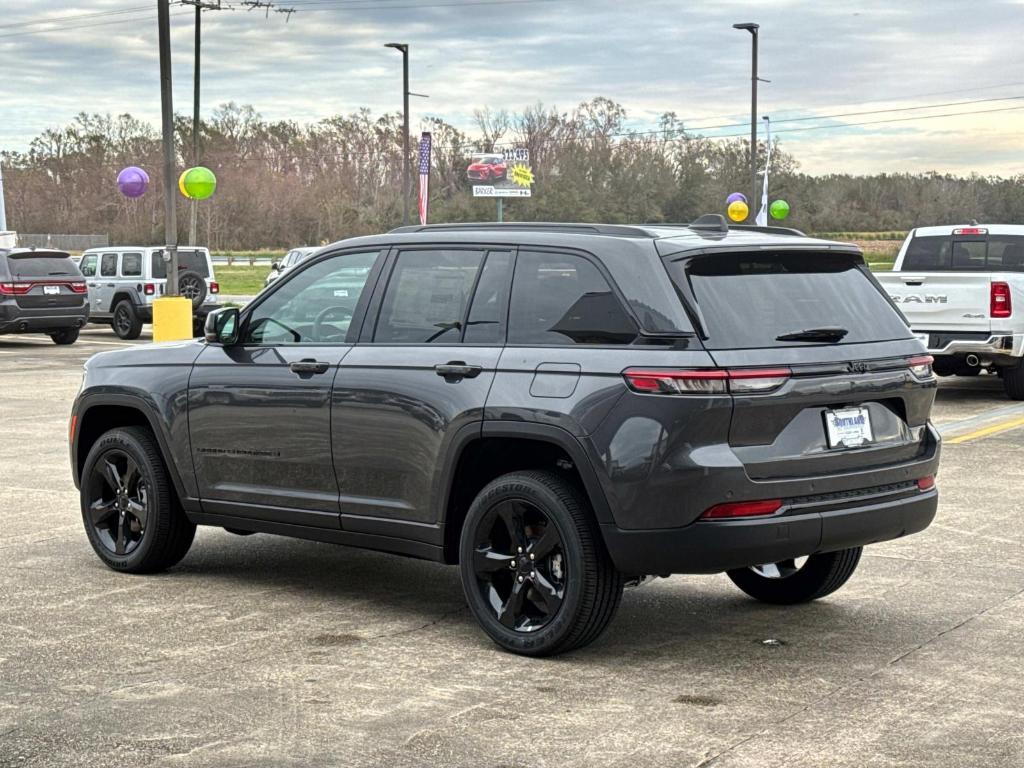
[0,5,153,31]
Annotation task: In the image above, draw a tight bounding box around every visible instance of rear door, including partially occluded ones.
[332,247,508,537]
[668,249,934,481]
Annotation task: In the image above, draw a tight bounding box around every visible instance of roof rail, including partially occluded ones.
[728,223,807,237]
[388,222,656,238]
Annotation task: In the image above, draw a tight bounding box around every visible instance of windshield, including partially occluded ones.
[150,250,211,279]
[669,251,911,350]
[903,234,1024,271]
[6,252,79,278]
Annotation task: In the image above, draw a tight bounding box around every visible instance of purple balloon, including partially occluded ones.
[726,192,747,205]
[117,166,149,199]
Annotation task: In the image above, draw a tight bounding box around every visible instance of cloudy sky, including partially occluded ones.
[2,0,1024,175]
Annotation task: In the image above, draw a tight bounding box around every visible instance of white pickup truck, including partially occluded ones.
[876,224,1024,399]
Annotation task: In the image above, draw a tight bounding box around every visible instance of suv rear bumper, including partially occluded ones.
[601,487,937,576]
[0,305,89,333]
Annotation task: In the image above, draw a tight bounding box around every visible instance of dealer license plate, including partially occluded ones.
[825,407,873,448]
[43,285,60,295]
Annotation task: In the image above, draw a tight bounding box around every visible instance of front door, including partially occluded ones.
[78,253,101,312]
[96,252,120,316]
[332,247,512,537]
[188,249,383,528]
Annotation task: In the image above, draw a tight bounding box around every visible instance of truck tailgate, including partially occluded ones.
[877,272,992,333]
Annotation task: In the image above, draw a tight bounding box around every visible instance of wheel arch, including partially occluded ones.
[439,422,613,564]
[110,289,140,310]
[73,394,190,506]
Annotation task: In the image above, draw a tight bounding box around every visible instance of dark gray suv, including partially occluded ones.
[70,219,941,656]
[1,248,89,344]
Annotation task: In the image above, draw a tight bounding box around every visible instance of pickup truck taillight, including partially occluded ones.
[991,281,1012,318]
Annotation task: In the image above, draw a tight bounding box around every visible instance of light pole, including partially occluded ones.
[158,0,179,297]
[385,43,410,226]
[733,22,759,214]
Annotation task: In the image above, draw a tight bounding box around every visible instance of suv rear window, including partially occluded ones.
[673,251,910,350]
[903,234,1024,271]
[151,250,211,278]
[5,252,78,278]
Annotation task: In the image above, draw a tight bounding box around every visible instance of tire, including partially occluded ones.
[50,327,80,345]
[726,547,863,605]
[178,270,208,309]
[112,301,143,340]
[80,426,196,574]
[458,470,624,656]
[1003,364,1024,400]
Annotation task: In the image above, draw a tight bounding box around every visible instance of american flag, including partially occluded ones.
[417,132,432,225]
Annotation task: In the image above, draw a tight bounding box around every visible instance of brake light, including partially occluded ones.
[0,282,31,295]
[623,368,727,394]
[917,475,936,491]
[209,281,219,294]
[622,367,791,395]
[908,355,934,379]
[953,227,987,236]
[700,499,783,519]
[68,281,88,294]
[991,281,1012,318]
[143,283,155,296]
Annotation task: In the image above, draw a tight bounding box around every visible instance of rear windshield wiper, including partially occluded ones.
[775,326,849,343]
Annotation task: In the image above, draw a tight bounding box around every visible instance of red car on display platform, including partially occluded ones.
[466,153,507,182]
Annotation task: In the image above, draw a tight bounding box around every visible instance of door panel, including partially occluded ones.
[332,345,500,525]
[189,343,351,525]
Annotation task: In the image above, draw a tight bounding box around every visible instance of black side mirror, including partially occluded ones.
[205,307,240,345]
[270,261,280,271]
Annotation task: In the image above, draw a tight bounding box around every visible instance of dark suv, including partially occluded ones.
[70,219,940,656]
[1,248,89,344]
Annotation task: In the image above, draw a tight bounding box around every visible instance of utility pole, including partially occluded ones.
[158,0,179,297]
[733,22,760,214]
[183,1,222,246]
[385,43,410,225]
[0,162,7,232]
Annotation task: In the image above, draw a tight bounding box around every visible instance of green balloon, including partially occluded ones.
[179,166,217,200]
[769,199,790,220]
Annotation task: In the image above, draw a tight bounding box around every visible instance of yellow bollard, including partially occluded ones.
[152,296,194,342]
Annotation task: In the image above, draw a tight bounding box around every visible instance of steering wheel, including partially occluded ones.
[313,304,355,341]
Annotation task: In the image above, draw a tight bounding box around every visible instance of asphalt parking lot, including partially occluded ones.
[2,328,1022,767]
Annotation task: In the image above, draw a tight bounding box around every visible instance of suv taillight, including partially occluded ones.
[68,281,88,294]
[0,282,31,295]
[622,367,791,395]
[209,281,219,294]
[991,281,1012,318]
[143,283,155,296]
[908,355,934,379]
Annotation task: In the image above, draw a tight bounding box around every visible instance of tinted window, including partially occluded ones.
[508,251,638,345]
[245,251,378,344]
[100,253,118,277]
[679,251,911,350]
[151,250,211,278]
[903,234,1024,271]
[79,254,97,277]
[6,253,79,277]
[121,252,142,277]
[375,250,485,344]
[465,251,513,344]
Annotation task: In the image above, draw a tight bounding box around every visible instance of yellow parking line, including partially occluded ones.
[945,416,1024,445]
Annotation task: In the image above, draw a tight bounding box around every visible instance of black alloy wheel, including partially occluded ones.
[85,448,150,556]
[471,498,567,632]
[112,301,142,340]
[459,471,624,656]
[178,271,208,308]
[80,427,196,573]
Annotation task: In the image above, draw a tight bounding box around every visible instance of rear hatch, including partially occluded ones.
[150,249,218,300]
[881,229,1024,332]
[2,251,87,309]
[665,248,935,482]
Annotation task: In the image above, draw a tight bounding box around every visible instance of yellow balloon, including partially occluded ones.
[727,200,749,222]
[178,171,190,199]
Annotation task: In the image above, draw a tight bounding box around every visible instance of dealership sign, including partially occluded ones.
[467,147,533,198]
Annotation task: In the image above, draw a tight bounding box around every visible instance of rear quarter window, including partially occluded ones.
[674,251,911,350]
